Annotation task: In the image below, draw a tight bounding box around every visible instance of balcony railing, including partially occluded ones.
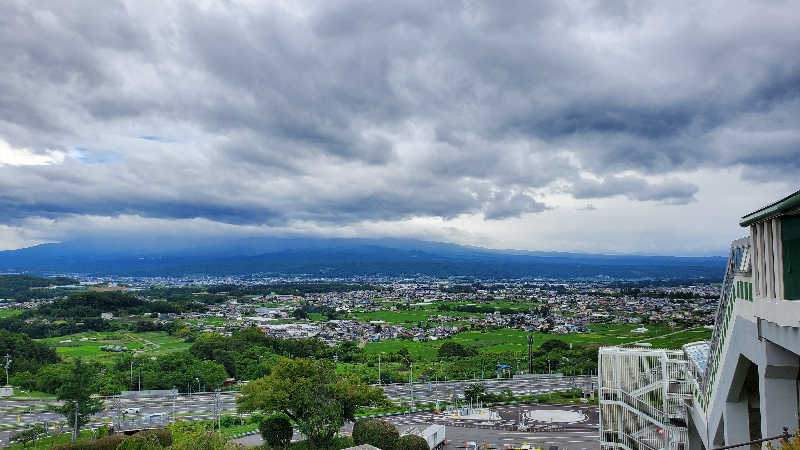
[698,237,751,411]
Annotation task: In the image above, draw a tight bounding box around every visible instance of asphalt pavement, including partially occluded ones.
[0,375,598,448]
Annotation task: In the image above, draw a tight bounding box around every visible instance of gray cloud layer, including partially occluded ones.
[0,0,798,233]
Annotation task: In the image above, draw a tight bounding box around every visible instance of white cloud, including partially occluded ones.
[0,139,65,167]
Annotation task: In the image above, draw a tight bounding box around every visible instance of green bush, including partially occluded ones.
[53,442,93,450]
[220,415,245,428]
[52,433,125,450]
[396,435,429,450]
[90,434,126,450]
[115,432,164,450]
[352,419,399,450]
[259,414,293,448]
[135,429,172,447]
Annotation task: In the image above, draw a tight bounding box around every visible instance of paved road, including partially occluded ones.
[0,376,597,447]
[380,376,596,406]
[236,403,600,450]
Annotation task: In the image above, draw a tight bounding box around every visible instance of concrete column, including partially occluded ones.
[723,399,751,446]
[764,221,774,299]
[752,225,760,297]
[755,223,767,297]
[759,341,799,445]
[689,419,707,450]
[759,222,768,298]
[772,219,783,300]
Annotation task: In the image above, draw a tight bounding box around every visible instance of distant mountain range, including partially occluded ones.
[0,236,727,280]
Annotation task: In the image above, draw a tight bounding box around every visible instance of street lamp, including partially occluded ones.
[378,353,384,385]
[4,354,11,387]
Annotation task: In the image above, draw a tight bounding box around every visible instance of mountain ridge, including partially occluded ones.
[0,236,727,279]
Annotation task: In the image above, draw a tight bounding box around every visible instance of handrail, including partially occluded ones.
[700,237,750,410]
[712,426,790,449]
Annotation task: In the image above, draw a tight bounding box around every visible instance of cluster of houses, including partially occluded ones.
[154,280,719,344]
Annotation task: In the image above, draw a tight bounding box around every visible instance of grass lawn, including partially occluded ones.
[640,327,712,348]
[10,388,56,400]
[6,429,100,449]
[0,308,23,318]
[364,323,695,360]
[37,331,190,362]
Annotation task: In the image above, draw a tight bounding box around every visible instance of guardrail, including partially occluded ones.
[698,237,750,411]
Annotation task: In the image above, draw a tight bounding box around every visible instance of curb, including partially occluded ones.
[231,429,259,439]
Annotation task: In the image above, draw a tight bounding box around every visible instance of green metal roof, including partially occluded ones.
[740,188,800,227]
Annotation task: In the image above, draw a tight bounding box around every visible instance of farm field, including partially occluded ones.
[37,331,190,362]
[186,317,228,326]
[0,308,22,318]
[363,323,709,360]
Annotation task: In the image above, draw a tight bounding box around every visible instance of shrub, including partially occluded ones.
[352,419,399,450]
[90,434,126,450]
[768,430,800,449]
[221,415,245,428]
[115,432,164,450]
[53,442,93,450]
[259,414,293,448]
[52,434,125,450]
[136,429,172,447]
[396,435,429,450]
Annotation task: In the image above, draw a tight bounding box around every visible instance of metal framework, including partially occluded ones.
[599,347,693,450]
[599,237,752,450]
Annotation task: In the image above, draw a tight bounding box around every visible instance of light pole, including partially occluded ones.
[195,377,200,394]
[409,362,414,411]
[4,354,11,386]
[378,353,382,385]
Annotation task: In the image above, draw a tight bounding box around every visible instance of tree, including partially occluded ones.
[237,358,387,447]
[259,414,293,448]
[396,434,429,450]
[51,358,104,441]
[538,339,569,353]
[438,342,475,358]
[11,423,46,448]
[352,419,399,450]
[291,308,308,319]
[463,383,485,403]
[169,422,230,450]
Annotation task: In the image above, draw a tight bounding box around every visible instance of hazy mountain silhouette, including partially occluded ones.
[0,236,726,279]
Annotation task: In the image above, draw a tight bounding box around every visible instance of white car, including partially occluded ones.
[123,408,141,415]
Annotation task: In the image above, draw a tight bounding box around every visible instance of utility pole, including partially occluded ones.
[4,354,10,386]
[410,362,414,411]
[130,360,133,390]
[527,335,533,374]
[114,396,121,431]
[213,388,221,431]
[378,354,381,385]
[72,401,78,441]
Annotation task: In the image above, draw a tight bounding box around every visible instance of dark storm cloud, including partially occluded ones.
[572,176,699,204]
[0,0,798,228]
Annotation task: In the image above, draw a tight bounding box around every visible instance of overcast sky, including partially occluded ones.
[0,0,798,255]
